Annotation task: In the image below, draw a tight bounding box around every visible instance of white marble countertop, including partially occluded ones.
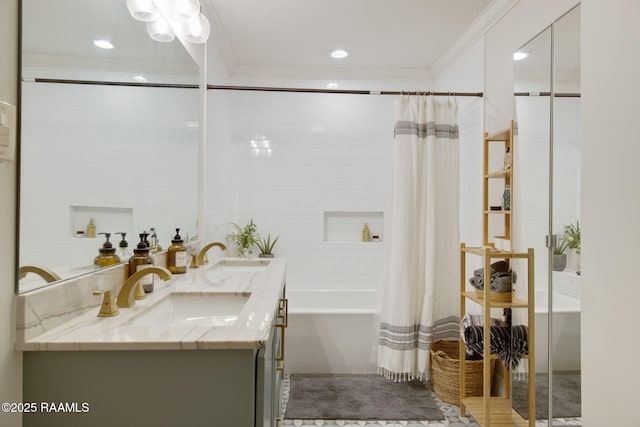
[16,258,287,351]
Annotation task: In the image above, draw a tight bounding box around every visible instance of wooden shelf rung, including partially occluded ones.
[461,397,529,427]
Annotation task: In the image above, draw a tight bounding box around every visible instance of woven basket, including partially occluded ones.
[430,339,496,406]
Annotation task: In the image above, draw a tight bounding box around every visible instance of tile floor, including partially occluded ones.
[281,375,581,427]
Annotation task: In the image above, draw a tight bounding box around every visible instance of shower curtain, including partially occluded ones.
[377,95,461,381]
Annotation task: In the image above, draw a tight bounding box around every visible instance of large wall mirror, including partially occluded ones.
[18,0,200,293]
[513,4,581,426]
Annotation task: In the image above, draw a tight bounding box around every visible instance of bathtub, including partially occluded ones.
[284,289,378,374]
[533,288,581,373]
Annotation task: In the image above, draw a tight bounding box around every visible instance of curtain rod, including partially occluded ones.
[514,91,581,98]
[208,84,483,97]
[27,78,199,89]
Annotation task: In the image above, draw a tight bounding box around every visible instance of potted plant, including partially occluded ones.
[231,219,258,257]
[553,236,569,271]
[256,234,279,258]
[564,221,581,270]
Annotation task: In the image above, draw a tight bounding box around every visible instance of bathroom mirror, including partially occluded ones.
[513,3,581,425]
[513,23,552,424]
[18,0,200,293]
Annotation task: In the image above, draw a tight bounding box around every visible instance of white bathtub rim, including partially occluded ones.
[286,288,377,314]
[534,289,581,314]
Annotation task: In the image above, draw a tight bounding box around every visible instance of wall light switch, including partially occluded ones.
[0,101,16,161]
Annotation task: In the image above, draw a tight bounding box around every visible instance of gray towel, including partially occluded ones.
[468,261,516,293]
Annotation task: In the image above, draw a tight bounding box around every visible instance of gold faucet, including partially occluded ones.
[197,242,226,266]
[19,265,61,283]
[93,290,119,317]
[116,267,172,308]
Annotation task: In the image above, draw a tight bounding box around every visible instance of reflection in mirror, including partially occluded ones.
[513,25,552,426]
[513,3,581,426]
[551,5,581,427]
[19,0,200,293]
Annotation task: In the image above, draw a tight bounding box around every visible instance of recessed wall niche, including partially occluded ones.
[323,211,384,243]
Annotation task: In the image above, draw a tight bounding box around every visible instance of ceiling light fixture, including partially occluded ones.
[183,12,211,44]
[329,48,350,59]
[126,0,159,22]
[326,82,339,89]
[127,0,210,44]
[93,39,114,49]
[513,51,529,61]
[146,15,175,42]
[169,0,200,22]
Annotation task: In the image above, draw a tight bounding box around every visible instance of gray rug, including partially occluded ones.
[284,374,445,421]
[512,372,581,420]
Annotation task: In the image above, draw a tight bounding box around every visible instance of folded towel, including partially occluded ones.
[468,261,517,293]
[463,325,528,369]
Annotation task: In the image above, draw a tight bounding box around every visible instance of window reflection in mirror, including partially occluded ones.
[18,0,200,293]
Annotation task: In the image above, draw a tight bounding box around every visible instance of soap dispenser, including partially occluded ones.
[362,223,370,242]
[94,233,121,267]
[116,232,131,260]
[128,232,155,293]
[167,228,187,274]
[149,227,162,253]
[86,218,96,238]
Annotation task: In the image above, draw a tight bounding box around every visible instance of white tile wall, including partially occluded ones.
[514,91,581,293]
[206,77,486,297]
[206,88,394,291]
[20,81,199,271]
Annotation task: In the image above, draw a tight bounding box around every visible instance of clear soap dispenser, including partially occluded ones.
[94,233,121,267]
[167,228,187,274]
[128,232,155,293]
[149,227,162,253]
[116,232,131,260]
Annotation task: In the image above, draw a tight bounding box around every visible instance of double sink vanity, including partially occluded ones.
[16,252,287,427]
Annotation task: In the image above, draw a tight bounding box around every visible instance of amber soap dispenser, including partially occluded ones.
[167,228,187,274]
[94,233,121,267]
[128,232,155,293]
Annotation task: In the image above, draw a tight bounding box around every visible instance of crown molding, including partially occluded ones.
[202,0,238,78]
[430,0,520,79]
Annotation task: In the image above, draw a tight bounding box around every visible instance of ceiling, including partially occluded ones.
[22,0,523,83]
[204,0,499,81]
[22,0,198,80]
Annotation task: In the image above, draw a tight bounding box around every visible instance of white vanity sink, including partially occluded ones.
[207,259,270,273]
[125,293,250,328]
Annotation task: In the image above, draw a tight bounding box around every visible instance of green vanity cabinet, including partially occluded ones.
[23,291,287,427]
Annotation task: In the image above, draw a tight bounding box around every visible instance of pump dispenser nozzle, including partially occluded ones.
[116,232,130,259]
[172,228,184,244]
[94,233,121,267]
[98,232,114,251]
[116,232,128,247]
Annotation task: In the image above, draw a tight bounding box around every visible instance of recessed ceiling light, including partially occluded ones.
[326,82,339,89]
[329,48,350,59]
[513,51,529,61]
[93,39,114,49]
[133,75,148,83]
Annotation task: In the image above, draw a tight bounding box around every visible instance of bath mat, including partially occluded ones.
[512,371,581,420]
[284,374,445,420]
